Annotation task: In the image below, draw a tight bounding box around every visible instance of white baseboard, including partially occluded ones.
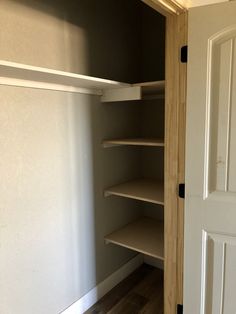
[61,254,143,314]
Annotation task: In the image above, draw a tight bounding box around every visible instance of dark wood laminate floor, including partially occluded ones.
[85,264,163,314]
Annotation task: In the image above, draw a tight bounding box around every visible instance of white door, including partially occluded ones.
[184,1,236,313]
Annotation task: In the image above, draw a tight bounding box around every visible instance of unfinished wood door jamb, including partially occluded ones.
[165,10,188,314]
[141,1,188,313]
[177,11,188,307]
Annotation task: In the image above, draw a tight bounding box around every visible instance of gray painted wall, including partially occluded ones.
[0,1,165,313]
[0,0,165,82]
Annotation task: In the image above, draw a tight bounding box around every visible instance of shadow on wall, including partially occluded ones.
[6,0,165,82]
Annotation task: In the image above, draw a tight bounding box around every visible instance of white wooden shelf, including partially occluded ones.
[101,80,165,102]
[0,61,165,101]
[105,217,164,260]
[0,60,129,95]
[102,138,164,148]
[104,179,164,205]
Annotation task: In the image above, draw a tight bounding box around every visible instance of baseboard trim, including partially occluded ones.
[61,254,143,314]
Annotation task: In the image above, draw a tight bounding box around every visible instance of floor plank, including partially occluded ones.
[85,264,163,314]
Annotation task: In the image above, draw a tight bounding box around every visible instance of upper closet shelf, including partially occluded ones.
[0,61,165,100]
[101,81,165,102]
[0,60,129,95]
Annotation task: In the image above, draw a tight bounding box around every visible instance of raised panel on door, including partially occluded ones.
[207,27,236,196]
[203,232,236,313]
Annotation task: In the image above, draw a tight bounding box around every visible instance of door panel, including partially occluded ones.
[184,2,236,313]
[204,232,236,313]
[207,26,236,195]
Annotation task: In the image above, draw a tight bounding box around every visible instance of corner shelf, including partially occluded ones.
[105,217,164,260]
[104,179,164,205]
[102,138,164,148]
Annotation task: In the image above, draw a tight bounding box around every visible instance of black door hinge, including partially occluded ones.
[181,45,188,63]
[178,183,185,199]
[177,304,183,314]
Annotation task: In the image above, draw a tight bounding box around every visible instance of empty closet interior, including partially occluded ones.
[0,0,169,313]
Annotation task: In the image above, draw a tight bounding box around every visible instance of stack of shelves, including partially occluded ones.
[102,81,165,261]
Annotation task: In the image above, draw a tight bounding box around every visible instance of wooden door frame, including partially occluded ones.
[165,12,188,313]
[142,1,188,313]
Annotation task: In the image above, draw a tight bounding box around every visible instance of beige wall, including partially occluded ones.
[0,1,165,313]
[0,86,141,314]
[0,88,98,313]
